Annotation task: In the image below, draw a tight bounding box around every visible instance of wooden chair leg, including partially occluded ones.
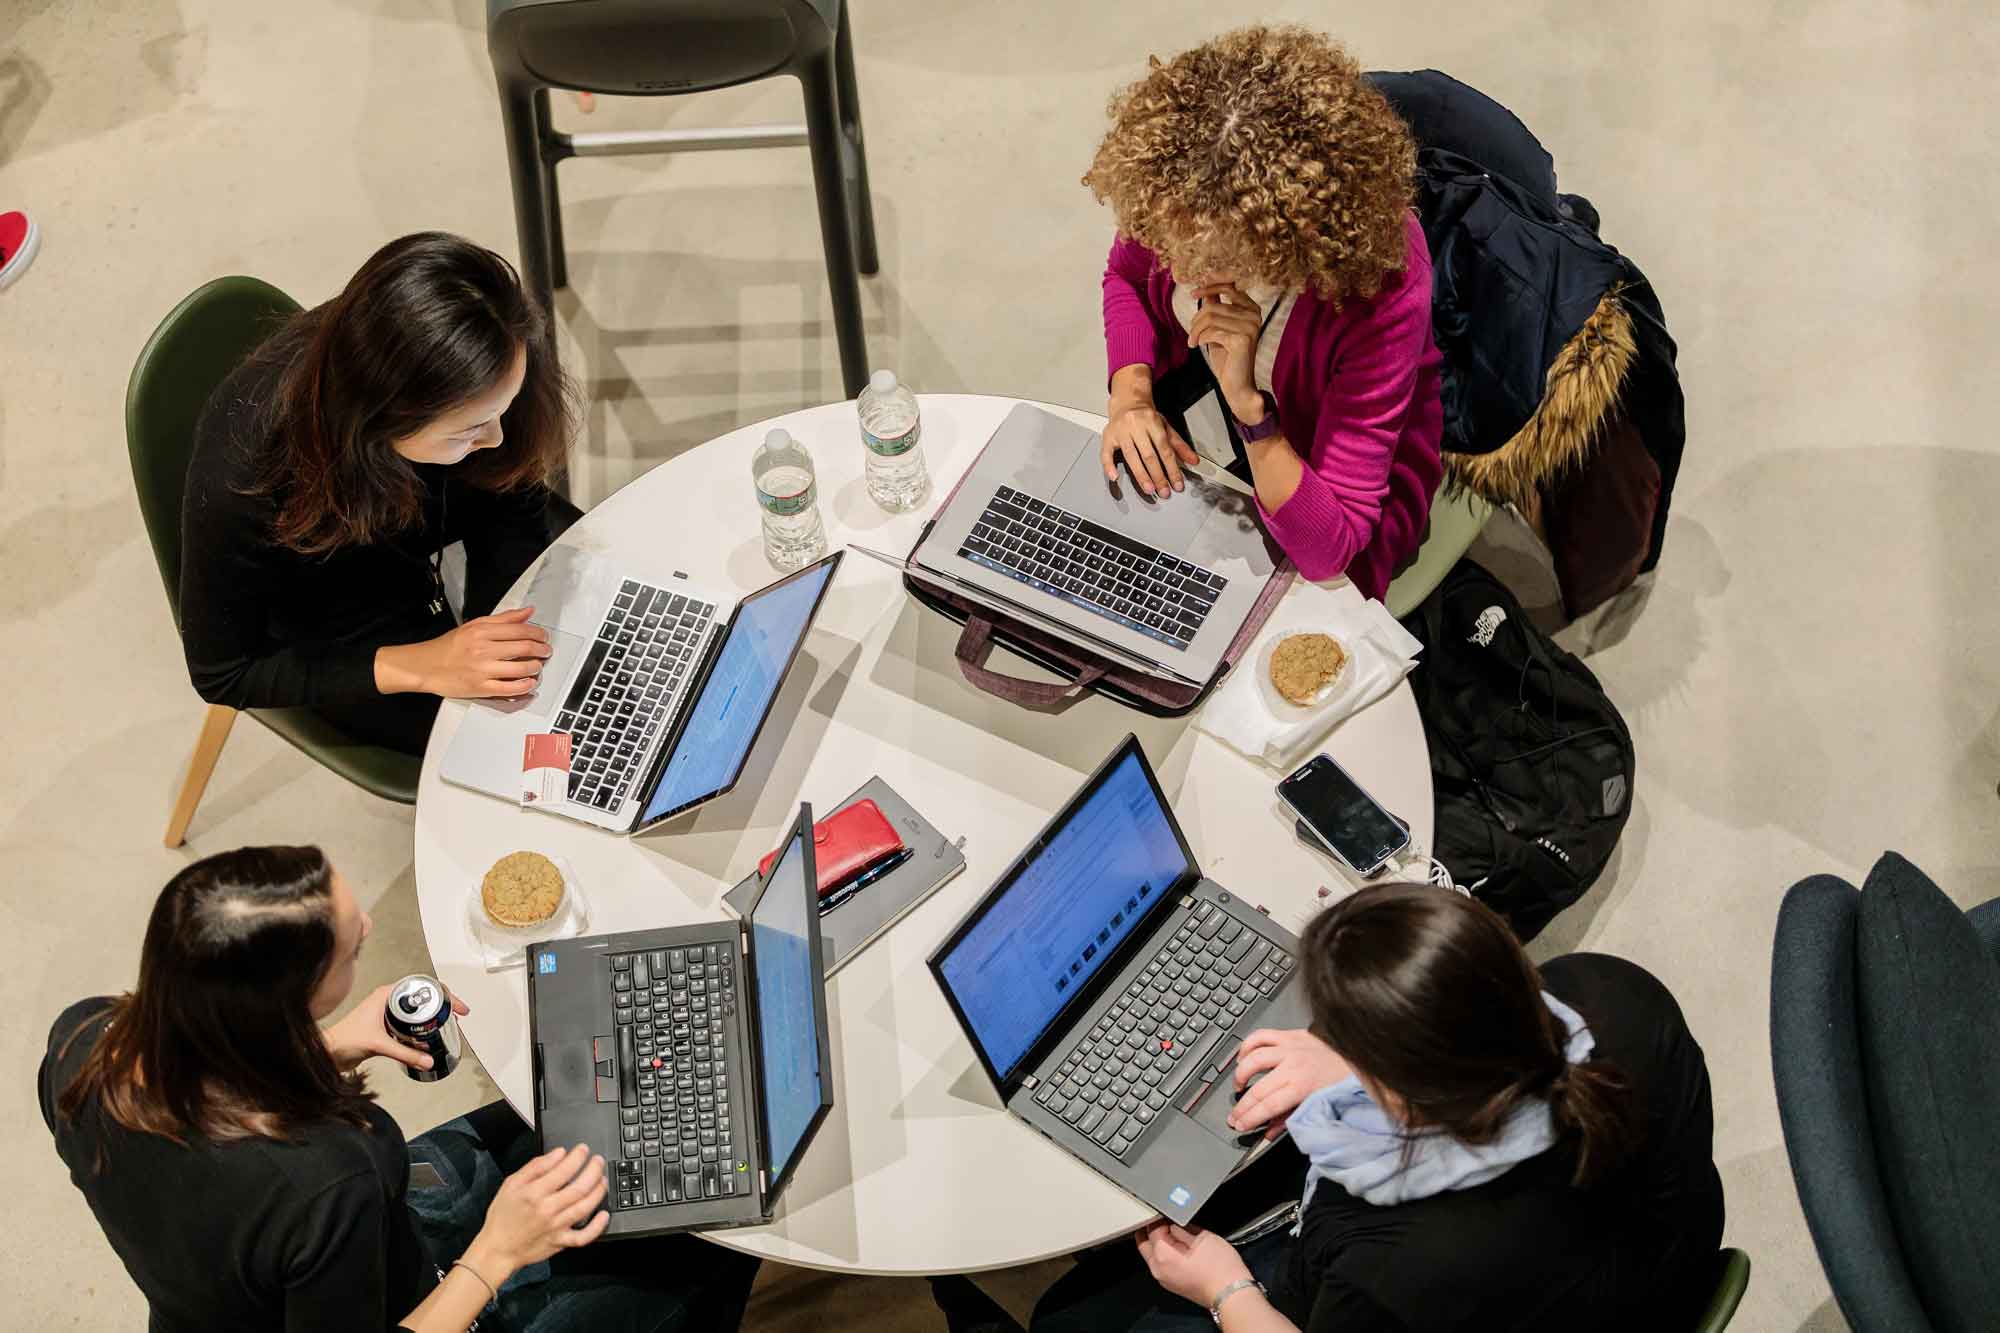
[165,704,238,848]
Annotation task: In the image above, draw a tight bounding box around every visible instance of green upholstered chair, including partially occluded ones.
[1694,1249,1751,1332]
[1382,486,1494,619]
[127,276,421,847]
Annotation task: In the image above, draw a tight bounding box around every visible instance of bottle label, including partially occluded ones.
[758,483,816,517]
[863,419,921,458]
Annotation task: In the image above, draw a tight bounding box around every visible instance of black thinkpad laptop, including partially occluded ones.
[928,736,1309,1226]
[527,804,833,1236]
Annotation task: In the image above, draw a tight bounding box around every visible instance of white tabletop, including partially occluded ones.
[415,394,1434,1276]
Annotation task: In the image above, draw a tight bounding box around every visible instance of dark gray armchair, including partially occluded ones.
[1770,853,2000,1333]
[487,0,879,396]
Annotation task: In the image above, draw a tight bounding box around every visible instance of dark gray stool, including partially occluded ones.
[487,0,880,398]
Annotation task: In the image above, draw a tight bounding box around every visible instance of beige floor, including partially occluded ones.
[5,0,1998,1328]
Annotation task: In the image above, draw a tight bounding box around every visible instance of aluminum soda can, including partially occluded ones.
[385,974,460,1082]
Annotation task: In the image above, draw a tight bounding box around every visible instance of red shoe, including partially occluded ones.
[0,212,39,290]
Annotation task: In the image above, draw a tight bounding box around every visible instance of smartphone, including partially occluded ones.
[1276,754,1411,877]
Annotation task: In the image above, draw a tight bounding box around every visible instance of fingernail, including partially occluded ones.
[421,1055,434,1068]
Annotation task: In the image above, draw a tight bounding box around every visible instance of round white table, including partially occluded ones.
[416,394,1434,1276]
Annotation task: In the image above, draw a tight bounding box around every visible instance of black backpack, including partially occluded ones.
[1400,560,1635,941]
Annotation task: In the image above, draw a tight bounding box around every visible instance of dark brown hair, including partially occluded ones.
[1300,883,1637,1187]
[58,846,374,1150]
[246,232,575,555]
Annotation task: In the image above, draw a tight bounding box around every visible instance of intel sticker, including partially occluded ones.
[537,952,558,974]
[1168,1186,1192,1209]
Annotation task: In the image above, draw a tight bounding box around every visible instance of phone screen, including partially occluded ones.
[1278,756,1409,874]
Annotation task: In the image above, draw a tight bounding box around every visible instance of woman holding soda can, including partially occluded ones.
[36,845,757,1332]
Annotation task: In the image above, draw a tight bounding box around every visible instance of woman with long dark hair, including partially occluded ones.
[179,232,580,756]
[1032,883,1724,1332]
[38,846,758,1331]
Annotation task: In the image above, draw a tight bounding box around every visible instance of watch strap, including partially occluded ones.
[1234,392,1281,443]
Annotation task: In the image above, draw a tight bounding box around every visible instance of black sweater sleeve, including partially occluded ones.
[178,477,382,709]
[456,478,562,622]
[178,370,382,710]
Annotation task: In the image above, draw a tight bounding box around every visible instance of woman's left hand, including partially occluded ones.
[323,983,471,1074]
[1135,1219,1254,1309]
[1187,283,1267,424]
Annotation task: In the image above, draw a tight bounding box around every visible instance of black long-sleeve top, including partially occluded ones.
[39,999,436,1332]
[1272,953,1726,1332]
[178,350,555,711]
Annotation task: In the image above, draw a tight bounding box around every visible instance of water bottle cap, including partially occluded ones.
[868,369,898,394]
[763,428,790,448]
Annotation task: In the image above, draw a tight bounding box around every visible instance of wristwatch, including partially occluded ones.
[1233,391,1281,443]
[1210,1277,1267,1326]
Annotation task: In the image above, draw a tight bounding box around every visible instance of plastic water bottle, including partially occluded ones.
[751,429,827,571]
[857,369,931,511]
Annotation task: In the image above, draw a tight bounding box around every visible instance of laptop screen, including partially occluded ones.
[933,742,1194,1088]
[639,556,837,826]
[749,814,826,1186]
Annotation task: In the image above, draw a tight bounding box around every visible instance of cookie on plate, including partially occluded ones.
[1269,632,1348,706]
[481,851,565,929]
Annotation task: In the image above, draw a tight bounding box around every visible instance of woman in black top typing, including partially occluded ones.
[38,846,758,1332]
[1031,883,1724,1333]
[180,232,580,756]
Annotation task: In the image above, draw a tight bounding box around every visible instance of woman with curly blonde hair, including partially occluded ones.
[1086,26,1443,593]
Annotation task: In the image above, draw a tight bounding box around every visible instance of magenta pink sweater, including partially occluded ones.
[1101,212,1445,596]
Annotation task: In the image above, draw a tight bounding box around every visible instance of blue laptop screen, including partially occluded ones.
[750,820,824,1184]
[936,748,1192,1085]
[641,561,833,824]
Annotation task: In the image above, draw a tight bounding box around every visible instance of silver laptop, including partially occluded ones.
[928,735,1308,1226]
[440,549,842,834]
[913,403,1277,686]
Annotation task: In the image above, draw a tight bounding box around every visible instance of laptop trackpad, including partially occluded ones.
[1050,450,1213,555]
[1185,1063,1265,1148]
[468,626,586,720]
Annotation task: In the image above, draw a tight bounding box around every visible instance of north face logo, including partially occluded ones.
[1469,606,1507,647]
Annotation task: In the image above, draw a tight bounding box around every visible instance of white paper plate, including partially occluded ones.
[464,853,591,971]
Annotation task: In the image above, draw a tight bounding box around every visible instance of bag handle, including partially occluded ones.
[954,615,1106,709]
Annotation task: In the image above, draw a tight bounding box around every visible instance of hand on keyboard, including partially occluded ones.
[1226,1028,1351,1140]
[376,605,552,699]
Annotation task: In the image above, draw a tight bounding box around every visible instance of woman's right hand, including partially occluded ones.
[376,606,551,699]
[1101,401,1200,499]
[1228,1028,1352,1139]
[469,1144,609,1275]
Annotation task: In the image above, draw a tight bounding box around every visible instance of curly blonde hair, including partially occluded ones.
[1083,26,1416,306]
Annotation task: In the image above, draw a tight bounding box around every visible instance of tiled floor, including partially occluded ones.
[7,1,1998,1328]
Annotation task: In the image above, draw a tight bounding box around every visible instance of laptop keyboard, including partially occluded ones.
[1032,902,1294,1161]
[552,581,714,812]
[957,486,1228,651]
[606,944,746,1210]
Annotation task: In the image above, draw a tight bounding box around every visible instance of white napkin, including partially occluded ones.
[1197,588,1423,771]
[463,857,592,972]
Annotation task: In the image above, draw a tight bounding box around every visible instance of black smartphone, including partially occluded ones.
[1276,754,1411,877]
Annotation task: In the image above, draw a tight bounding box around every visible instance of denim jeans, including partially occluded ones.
[405,1102,759,1333]
[1028,1230,1295,1333]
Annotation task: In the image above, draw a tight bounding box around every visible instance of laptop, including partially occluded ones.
[527,803,834,1235]
[441,550,842,833]
[912,403,1278,686]
[928,735,1309,1226]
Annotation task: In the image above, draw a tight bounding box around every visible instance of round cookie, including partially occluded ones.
[481,851,565,929]
[1269,632,1348,706]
